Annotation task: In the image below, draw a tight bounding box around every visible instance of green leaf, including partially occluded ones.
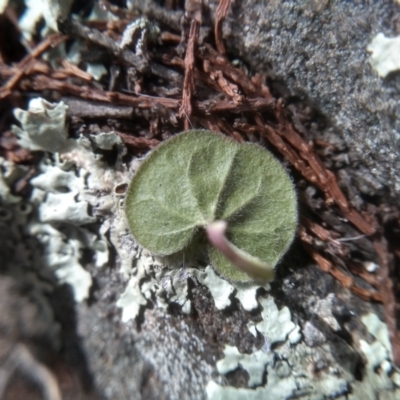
[125,130,297,282]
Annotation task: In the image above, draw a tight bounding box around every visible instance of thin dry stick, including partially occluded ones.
[180,19,200,130]
[274,101,374,236]
[116,131,160,149]
[30,75,180,109]
[302,217,380,288]
[59,59,93,81]
[16,73,277,115]
[203,60,243,104]
[202,44,258,94]
[299,226,382,302]
[198,49,373,237]
[214,0,231,54]
[234,98,374,236]
[0,34,68,100]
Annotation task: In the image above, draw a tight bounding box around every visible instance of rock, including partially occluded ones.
[207,0,400,201]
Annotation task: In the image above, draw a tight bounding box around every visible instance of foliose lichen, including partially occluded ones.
[9,97,126,301]
[367,32,400,78]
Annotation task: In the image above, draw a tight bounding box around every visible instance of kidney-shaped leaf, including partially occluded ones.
[125,130,297,282]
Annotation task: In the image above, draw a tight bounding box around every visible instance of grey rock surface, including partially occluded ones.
[208,0,400,200]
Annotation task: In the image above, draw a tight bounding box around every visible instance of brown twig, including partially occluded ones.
[201,44,258,95]
[161,31,181,43]
[301,216,380,289]
[0,131,33,164]
[58,59,93,81]
[203,59,243,104]
[180,19,200,129]
[0,33,68,100]
[29,75,180,109]
[234,102,374,236]
[214,0,231,55]
[116,131,160,149]
[9,73,278,116]
[197,97,274,114]
[275,100,374,235]
[299,226,382,302]
[0,60,50,78]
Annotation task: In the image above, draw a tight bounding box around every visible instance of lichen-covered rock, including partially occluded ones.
[3,0,400,397]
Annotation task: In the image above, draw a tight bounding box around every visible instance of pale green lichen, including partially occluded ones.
[0,160,21,205]
[208,338,353,400]
[13,98,69,152]
[28,222,93,302]
[234,283,264,312]
[206,298,301,399]
[90,131,124,151]
[115,255,272,319]
[207,369,349,400]
[247,297,296,345]
[206,295,396,400]
[367,32,400,78]
[206,304,400,400]
[30,164,84,193]
[217,345,273,387]
[86,63,108,81]
[117,278,147,323]
[39,192,97,226]
[350,340,396,400]
[360,340,389,369]
[195,266,235,309]
[9,98,128,301]
[361,312,392,355]
[348,312,400,399]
